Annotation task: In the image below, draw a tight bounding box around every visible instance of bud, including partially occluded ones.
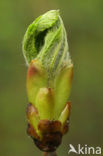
[22,10,73,152]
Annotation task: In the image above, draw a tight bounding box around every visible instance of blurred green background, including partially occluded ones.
[0,0,103,156]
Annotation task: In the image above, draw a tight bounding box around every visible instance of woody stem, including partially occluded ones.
[43,152,57,156]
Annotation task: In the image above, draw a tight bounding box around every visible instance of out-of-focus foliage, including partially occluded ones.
[0,0,103,156]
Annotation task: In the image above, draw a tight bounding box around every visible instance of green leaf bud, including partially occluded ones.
[23,10,70,78]
[23,10,73,152]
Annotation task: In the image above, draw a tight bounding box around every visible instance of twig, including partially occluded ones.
[43,151,57,156]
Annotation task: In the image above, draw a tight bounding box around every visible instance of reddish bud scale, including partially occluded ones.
[26,103,70,152]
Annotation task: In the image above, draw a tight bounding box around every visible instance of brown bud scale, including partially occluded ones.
[26,103,70,152]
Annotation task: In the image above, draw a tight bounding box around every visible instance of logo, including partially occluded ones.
[68,144,102,155]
